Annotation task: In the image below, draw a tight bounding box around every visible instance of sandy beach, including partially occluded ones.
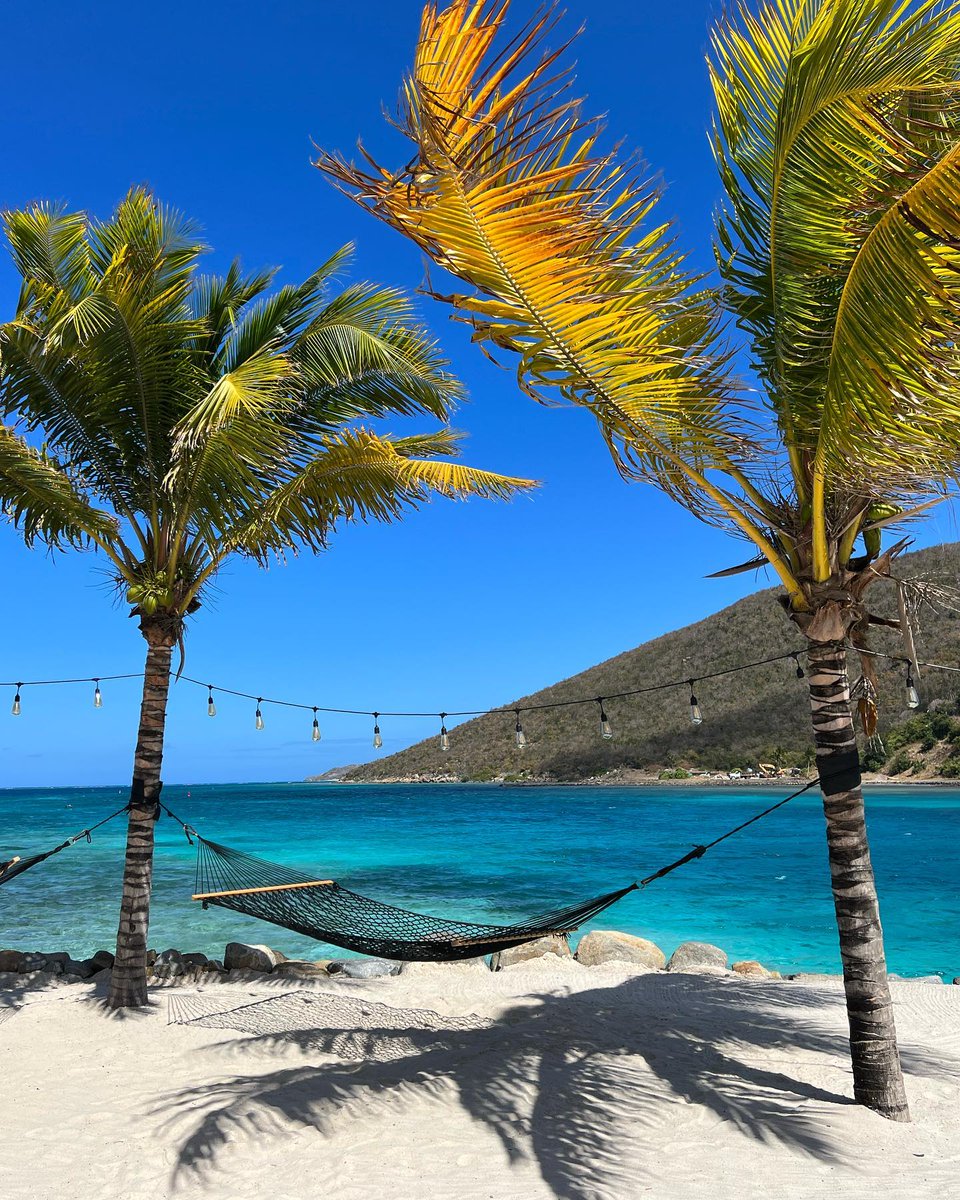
[1,960,958,1199]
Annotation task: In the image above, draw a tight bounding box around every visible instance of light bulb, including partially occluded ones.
[255,700,265,731]
[373,715,383,750]
[207,689,216,717]
[11,689,21,717]
[689,684,703,726]
[312,710,321,742]
[598,700,613,740]
[906,670,920,709]
[93,681,102,708]
[515,712,526,748]
[440,726,449,751]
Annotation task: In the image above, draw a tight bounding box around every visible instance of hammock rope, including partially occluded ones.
[162,774,825,962]
[0,803,130,888]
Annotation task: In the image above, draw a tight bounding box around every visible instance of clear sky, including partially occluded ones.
[2,0,957,787]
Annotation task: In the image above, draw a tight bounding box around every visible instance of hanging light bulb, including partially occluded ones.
[792,654,805,680]
[689,681,703,726]
[93,679,103,708]
[11,685,21,717]
[255,699,265,731]
[439,713,449,752]
[207,687,217,717]
[597,698,613,739]
[311,708,321,742]
[515,710,527,748]
[906,665,920,709]
[373,713,383,750]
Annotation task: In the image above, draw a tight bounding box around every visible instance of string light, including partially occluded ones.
[255,699,265,731]
[905,665,920,709]
[689,681,703,726]
[93,679,102,708]
[792,654,805,680]
[207,687,216,717]
[372,712,383,750]
[11,685,21,717]
[515,710,527,748]
[597,698,613,740]
[311,707,321,742]
[439,713,449,751]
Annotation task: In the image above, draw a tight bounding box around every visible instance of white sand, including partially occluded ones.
[1,961,959,1199]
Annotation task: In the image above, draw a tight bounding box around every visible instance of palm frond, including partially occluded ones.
[317,0,752,531]
[0,424,117,547]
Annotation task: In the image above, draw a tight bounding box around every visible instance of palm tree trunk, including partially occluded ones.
[806,638,910,1120]
[107,616,176,1008]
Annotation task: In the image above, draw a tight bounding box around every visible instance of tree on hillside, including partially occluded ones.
[318,0,960,1119]
[0,188,534,1008]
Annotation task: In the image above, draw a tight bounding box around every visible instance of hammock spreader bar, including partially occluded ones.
[192,836,637,962]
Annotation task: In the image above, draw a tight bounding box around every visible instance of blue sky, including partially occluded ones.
[2,0,957,787]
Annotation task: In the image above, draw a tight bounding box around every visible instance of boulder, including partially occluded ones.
[575,931,665,970]
[888,974,943,984]
[90,949,114,971]
[181,952,209,967]
[667,941,728,972]
[156,949,183,965]
[19,952,55,974]
[43,951,71,966]
[0,950,25,973]
[954,978,960,986]
[65,958,98,980]
[146,949,158,967]
[274,960,334,980]
[731,960,779,980]
[491,934,572,971]
[204,959,225,972]
[326,957,401,979]
[224,942,285,972]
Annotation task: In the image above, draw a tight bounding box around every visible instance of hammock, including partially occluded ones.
[193,837,638,962]
[0,804,130,889]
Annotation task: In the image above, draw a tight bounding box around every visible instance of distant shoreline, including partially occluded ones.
[312,771,959,788]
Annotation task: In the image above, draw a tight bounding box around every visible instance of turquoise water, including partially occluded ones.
[0,782,957,978]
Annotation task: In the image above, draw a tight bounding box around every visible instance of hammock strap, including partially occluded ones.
[0,801,131,886]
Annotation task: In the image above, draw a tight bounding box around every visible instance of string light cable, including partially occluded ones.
[3,647,957,742]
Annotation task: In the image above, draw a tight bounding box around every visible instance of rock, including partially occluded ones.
[181,952,209,967]
[666,941,728,972]
[43,951,71,966]
[152,961,186,980]
[0,950,25,973]
[575,931,666,970]
[90,949,114,971]
[326,957,401,979]
[731,960,779,979]
[400,958,490,977]
[491,934,573,971]
[65,958,98,980]
[954,977,960,985]
[888,973,943,984]
[274,960,334,979]
[19,952,53,974]
[156,949,183,965]
[146,949,158,967]
[224,942,285,972]
[204,959,225,972]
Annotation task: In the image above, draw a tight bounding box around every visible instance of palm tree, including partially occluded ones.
[318,0,960,1120]
[0,188,534,1008]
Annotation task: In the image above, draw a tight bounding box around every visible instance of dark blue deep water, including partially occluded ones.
[1,782,957,978]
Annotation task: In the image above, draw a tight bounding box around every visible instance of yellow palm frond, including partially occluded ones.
[318,0,759,522]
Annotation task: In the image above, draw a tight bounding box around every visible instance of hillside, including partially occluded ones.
[345,543,960,782]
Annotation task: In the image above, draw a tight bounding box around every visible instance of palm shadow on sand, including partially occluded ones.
[150,973,958,1199]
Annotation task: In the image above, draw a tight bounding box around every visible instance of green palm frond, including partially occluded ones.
[0,424,116,547]
[711,0,960,493]
[210,427,535,570]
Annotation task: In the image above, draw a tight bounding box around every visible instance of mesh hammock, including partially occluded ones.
[193,837,638,962]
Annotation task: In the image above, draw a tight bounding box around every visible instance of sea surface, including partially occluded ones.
[1,782,957,979]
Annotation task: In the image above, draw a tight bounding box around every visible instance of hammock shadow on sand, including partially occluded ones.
[150,974,958,1199]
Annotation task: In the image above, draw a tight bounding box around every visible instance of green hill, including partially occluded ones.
[345,543,960,783]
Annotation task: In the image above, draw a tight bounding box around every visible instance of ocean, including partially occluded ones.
[1,781,957,979]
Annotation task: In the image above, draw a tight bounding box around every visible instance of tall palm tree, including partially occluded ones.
[319,0,960,1120]
[0,188,534,1008]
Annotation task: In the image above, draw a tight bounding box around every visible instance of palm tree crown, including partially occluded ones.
[0,187,534,622]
